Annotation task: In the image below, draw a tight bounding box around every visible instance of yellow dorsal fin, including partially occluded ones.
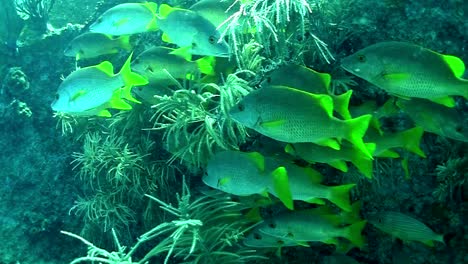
[158,4,174,19]
[442,54,465,78]
[143,2,158,15]
[315,94,334,117]
[96,61,114,76]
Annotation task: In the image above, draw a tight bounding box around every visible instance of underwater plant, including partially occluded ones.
[217,0,332,64]
[15,0,55,32]
[62,180,264,264]
[433,157,468,203]
[150,72,253,168]
[70,131,158,231]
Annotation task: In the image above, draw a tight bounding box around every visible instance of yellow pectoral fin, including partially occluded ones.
[383,72,411,82]
[218,177,231,187]
[185,72,195,80]
[70,90,87,102]
[260,119,286,129]
[114,17,131,27]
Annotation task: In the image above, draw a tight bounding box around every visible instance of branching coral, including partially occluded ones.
[217,0,332,63]
[72,132,149,188]
[70,131,159,231]
[432,157,468,203]
[70,192,136,232]
[15,0,55,29]
[150,73,254,168]
[62,181,264,264]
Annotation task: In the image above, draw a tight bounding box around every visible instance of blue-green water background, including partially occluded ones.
[0,0,467,263]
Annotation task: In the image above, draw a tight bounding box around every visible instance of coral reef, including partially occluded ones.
[0,0,466,263]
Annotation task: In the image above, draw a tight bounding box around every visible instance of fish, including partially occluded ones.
[131,46,215,86]
[132,84,174,105]
[51,53,148,117]
[256,210,367,249]
[396,98,468,142]
[189,0,238,32]
[89,2,158,35]
[366,126,426,158]
[244,222,307,249]
[285,142,375,178]
[156,4,230,57]
[204,150,356,211]
[349,99,401,135]
[203,150,293,209]
[64,32,132,60]
[367,211,444,247]
[229,86,373,158]
[262,64,353,120]
[244,203,363,250]
[341,41,468,107]
[262,64,331,94]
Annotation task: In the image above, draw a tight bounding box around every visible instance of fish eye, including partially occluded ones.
[287,232,294,238]
[192,42,198,49]
[237,103,245,111]
[277,240,285,245]
[265,76,272,83]
[268,222,276,228]
[357,54,366,62]
[253,233,262,240]
[208,35,216,44]
[455,125,463,133]
[97,18,102,24]
[55,94,59,100]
